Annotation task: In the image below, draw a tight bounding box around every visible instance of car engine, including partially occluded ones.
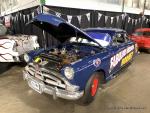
[34,45,97,71]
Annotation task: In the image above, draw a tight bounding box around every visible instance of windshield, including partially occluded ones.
[133,32,143,36]
[143,31,150,37]
[134,31,150,37]
[68,37,99,47]
[85,32,111,47]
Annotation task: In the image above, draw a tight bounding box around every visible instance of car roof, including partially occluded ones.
[135,28,150,32]
[83,27,126,37]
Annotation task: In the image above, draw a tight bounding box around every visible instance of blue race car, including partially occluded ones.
[23,13,138,105]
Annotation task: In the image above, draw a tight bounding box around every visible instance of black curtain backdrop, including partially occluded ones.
[2,5,150,47]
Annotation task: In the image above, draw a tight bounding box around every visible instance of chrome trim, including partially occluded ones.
[23,63,84,100]
[25,63,75,90]
[23,70,84,100]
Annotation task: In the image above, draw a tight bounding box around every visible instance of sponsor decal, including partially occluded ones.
[110,45,134,70]
[121,51,133,66]
[93,58,101,67]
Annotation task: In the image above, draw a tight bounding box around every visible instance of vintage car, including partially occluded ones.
[130,28,150,53]
[23,13,137,105]
[0,24,39,62]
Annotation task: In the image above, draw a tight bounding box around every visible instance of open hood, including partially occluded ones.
[30,13,101,47]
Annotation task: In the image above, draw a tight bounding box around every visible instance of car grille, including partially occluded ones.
[26,64,66,89]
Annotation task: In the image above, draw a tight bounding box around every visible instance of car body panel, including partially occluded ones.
[0,24,40,62]
[0,39,18,62]
[0,35,39,62]
[130,28,150,49]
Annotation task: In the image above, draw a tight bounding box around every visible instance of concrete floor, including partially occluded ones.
[0,53,150,113]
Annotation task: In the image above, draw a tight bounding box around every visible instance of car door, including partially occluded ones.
[109,32,129,75]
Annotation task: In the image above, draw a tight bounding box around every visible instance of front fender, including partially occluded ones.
[62,52,110,91]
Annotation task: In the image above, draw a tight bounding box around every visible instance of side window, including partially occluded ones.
[143,32,150,37]
[112,33,126,45]
[69,37,99,46]
[124,33,130,42]
[134,31,143,36]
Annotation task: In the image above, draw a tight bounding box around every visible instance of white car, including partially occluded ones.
[0,24,39,62]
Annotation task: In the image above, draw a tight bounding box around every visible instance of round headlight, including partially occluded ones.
[24,54,30,63]
[64,67,75,80]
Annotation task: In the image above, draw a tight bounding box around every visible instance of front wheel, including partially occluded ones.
[79,72,104,105]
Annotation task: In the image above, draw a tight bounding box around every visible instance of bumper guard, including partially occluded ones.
[23,70,84,100]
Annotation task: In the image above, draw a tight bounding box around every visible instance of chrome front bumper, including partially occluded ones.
[23,70,84,100]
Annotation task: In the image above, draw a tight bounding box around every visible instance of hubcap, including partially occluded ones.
[91,78,99,96]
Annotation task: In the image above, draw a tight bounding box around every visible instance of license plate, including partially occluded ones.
[29,79,42,93]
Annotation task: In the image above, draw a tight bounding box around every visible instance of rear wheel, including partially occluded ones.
[147,49,150,53]
[79,72,104,105]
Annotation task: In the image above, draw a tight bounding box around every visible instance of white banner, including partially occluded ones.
[77,15,82,24]
[98,13,102,21]
[121,14,124,20]
[86,13,90,22]
[132,19,134,24]
[146,19,149,24]
[105,16,108,23]
[67,15,72,23]
[142,16,146,21]
[111,17,114,24]
[19,13,22,17]
[23,15,26,22]
[37,7,41,14]
[128,17,131,23]
[121,13,126,20]
[116,16,119,23]
[31,12,35,18]
[135,19,137,25]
